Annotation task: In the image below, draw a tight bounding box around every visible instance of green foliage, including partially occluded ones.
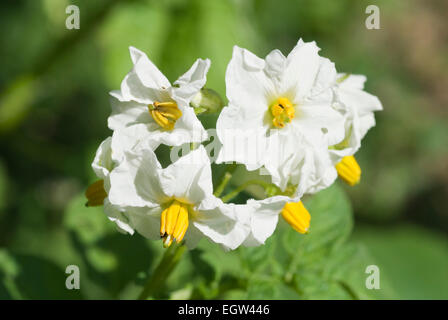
[353,225,448,299]
[0,184,393,300]
[171,184,394,299]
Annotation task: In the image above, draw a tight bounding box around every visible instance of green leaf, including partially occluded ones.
[353,224,448,299]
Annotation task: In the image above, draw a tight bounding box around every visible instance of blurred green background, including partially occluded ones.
[0,0,447,299]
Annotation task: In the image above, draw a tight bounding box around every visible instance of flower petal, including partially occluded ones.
[281,39,321,99]
[108,148,166,207]
[126,206,163,240]
[103,199,135,235]
[108,96,152,131]
[193,197,250,250]
[243,196,292,247]
[159,145,213,205]
[128,46,171,90]
[216,103,269,170]
[226,46,276,117]
[172,58,211,102]
[92,137,113,181]
[293,102,345,147]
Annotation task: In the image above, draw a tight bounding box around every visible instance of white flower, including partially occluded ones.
[107,145,247,250]
[108,46,210,148]
[330,73,383,163]
[87,126,154,234]
[216,39,345,195]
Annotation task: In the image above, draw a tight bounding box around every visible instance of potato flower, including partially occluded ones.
[216,39,346,195]
[108,46,210,148]
[106,145,248,250]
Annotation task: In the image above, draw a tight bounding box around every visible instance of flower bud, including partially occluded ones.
[190,88,224,115]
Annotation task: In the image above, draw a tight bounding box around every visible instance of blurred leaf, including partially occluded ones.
[353,224,448,299]
[64,193,114,245]
[0,159,8,213]
[246,275,301,300]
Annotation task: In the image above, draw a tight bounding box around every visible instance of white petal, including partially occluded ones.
[293,102,346,147]
[338,73,366,90]
[216,103,269,170]
[128,46,170,90]
[243,196,291,247]
[225,46,276,118]
[338,85,383,116]
[307,57,337,102]
[126,206,163,240]
[281,39,321,99]
[107,96,152,131]
[159,146,213,205]
[108,148,166,207]
[110,124,159,163]
[103,199,135,235]
[183,226,205,249]
[92,137,113,180]
[264,49,286,80]
[172,58,211,102]
[193,197,250,250]
[295,145,337,195]
[358,112,376,138]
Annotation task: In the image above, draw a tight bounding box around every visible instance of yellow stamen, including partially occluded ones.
[160,200,190,247]
[270,97,295,128]
[85,180,107,207]
[148,101,182,131]
[281,201,310,234]
[335,155,361,186]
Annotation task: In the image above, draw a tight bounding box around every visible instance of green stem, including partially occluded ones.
[137,244,186,300]
[214,163,237,197]
[221,179,273,203]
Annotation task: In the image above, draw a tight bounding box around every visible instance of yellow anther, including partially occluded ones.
[85,180,107,207]
[281,201,310,234]
[149,101,182,131]
[271,104,284,117]
[160,208,168,236]
[277,97,293,109]
[335,155,361,186]
[272,117,285,128]
[270,97,295,128]
[160,200,190,247]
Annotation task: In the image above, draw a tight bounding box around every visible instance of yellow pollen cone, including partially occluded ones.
[281,201,310,234]
[335,155,361,186]
[270,97,295,128]
[160,200,190,247]
[148,101,182,131]
[85,180,107,207]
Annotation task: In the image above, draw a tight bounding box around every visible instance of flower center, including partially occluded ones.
[270,97,295,129]
[335,155,361,186]
[85,179,107,207]
[281,201,310,234]
[160,200,190,247]
[148,101,182,131]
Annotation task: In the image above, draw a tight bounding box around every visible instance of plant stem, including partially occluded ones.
[221,179,273,203]
[214,163,237,197]
[137,244,186,300]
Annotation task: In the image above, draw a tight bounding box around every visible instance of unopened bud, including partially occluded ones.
[190,88,224,115]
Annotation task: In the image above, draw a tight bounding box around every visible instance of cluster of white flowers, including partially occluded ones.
[86,40,382,250]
